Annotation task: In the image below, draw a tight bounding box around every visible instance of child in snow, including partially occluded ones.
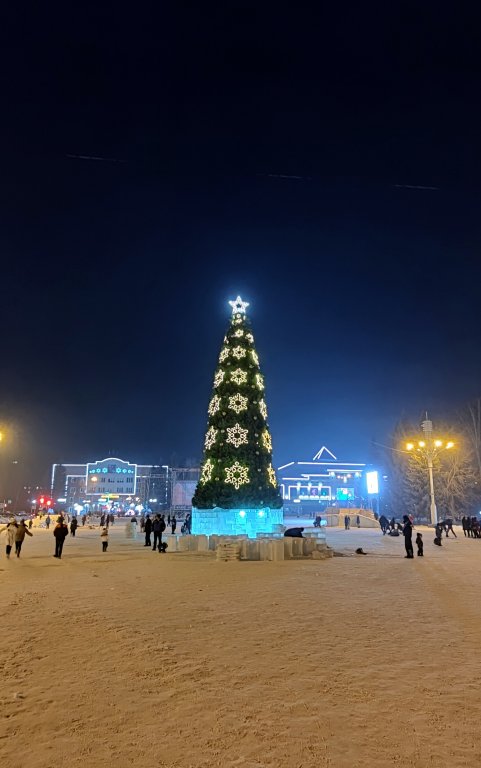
[101,527,109,552]
[415,532,423,557]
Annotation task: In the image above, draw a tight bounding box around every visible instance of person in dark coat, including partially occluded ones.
[402,515,414,558]
[465,516,472,537]
[100,514,105,527]
[45,514,51,530]
[144,514,152,547]
[379,515,389,535]
[415,532,424,557]
[70,517,78,537]
[152,515,165,552]
[434,522,444,546]
[443,518,457,538]
[461,516,467,536]
[171,515,177,534]
[284,527,304,538]
[53,519,69,558]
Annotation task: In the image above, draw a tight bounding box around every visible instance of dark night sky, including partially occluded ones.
[1,2,481,487]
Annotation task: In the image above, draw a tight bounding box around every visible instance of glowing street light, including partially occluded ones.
[404,415,455,526]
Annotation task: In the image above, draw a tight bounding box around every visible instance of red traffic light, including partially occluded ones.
[39,497,45,504]
[46,500,52,506]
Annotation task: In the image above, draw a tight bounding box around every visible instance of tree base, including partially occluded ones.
[192,506,283,539]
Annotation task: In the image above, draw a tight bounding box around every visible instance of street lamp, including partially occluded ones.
[405,417,454,526]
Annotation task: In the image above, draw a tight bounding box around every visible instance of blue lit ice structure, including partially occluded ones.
[192,507,283,538]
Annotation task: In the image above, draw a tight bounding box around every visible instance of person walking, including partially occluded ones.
[402,515,414,558]
[171,515,177,535]
[100,513,105,527]
[144,514,152,547]
[70,517,78,537]
[15,520,33,557]
[466,516,472,538]
[344,515,350,531]
[444,518,457,538]
[100,527,109,552]
[53,518,69,559]
[45,514,51,530]
[0,518,18,558]
[356,515,361,528]
[434,521,444,546]
[152,515,166,552]
[462,516,467,537]
[81,515,86,526]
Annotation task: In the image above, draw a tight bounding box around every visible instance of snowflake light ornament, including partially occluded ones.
[219,348,229,363]
[255,374,264,390]
[245,333,254,343]
[204,426,218,450]
[232,346,247,360]
[262,430,272,452]
[208,395,221,415]
[232,315,243,326]
[200,459,214,484]
[226,423,248,448]
[251,350,259,365]
[214,370,225,388]
[267,465,277,487]
[231,368,247,385]
[259,399,268,419]
[225,461,249,490]
[229,393,248,414]
[234,329,244,338]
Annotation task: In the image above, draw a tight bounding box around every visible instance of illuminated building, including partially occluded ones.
[51,458,171,513]
[277,446,376,511]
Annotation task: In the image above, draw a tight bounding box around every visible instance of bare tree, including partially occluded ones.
[462,398,481,483]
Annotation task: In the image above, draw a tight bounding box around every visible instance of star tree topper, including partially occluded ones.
[229,295,249,315]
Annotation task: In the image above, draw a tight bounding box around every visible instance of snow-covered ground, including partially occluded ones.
[0,522,479,768]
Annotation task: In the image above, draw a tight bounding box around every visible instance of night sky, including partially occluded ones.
[2,3,481,488]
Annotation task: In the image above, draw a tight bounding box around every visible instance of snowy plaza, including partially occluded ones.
[1,523,480,768]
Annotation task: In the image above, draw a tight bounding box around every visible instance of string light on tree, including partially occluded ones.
[232,346,247,359]
[231,368,247,385]
[200,459,214,484]
[234,329,244,337]
[226,423,249,448]
[214,370,225,387]
[251,350,259,365]
[267,465,277,487]
[245,333,254,343]
[208,395,221,415]
[259,399,268,419]
[233,315,243,325]
[262,430,272,452]
[229,393,248,414]
[255,374,264,390]
[225,461,249,490]
[219,348,229,363]
[204,426,218,450]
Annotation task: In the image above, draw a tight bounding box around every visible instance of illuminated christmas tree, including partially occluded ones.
[192,296,283,536]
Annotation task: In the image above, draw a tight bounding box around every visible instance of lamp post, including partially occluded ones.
[405,417,454,526]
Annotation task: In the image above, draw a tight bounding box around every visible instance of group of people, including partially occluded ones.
[461,516,481,537]
[0,518,33,558]
[343,515,361,530]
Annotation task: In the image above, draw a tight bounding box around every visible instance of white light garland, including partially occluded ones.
[231,367,247,385]
[204,426,218,450]
[232,315,243,326]
[225,461,249,490]
[229,393,248,414]
[233,329,244,337]
[232,345,247,359]
[245,333,254,343]
[214,370,225,388]
[262,430,272,452]
[251,350,259,365]
[219,348,229,363]
[226,423,249,448]
[229,296,249,315]
[259,399,267,419]
[267,465,277,487]
[255,374,264,390]
[200,459,214,484]
[208,395,221,415]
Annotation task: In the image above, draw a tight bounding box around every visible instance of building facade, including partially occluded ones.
[277,446,380,513]
[51,457,171,514]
